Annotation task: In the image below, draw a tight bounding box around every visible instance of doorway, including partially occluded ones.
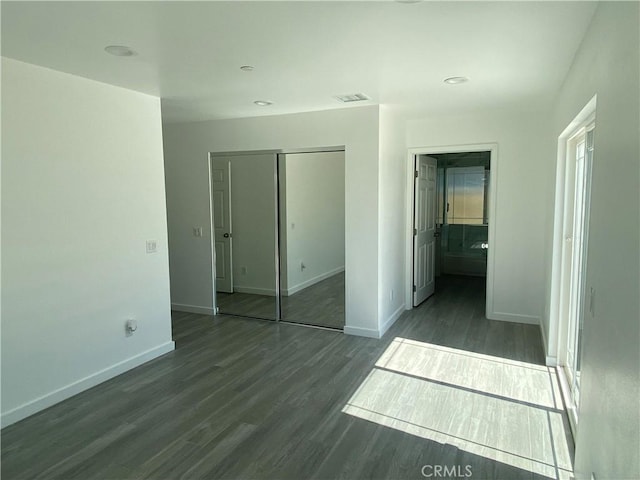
[406,144,497,315]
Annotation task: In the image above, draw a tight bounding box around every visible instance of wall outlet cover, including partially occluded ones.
[146,240,158,254]
[125,319,138,336]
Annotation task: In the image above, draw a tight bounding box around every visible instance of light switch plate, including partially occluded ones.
[146,240,158,254]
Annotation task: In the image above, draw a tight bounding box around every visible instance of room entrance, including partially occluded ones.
[407,145,497,314]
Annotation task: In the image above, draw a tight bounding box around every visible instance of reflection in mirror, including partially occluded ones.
[278,151,345,329]
[213,153,277,320]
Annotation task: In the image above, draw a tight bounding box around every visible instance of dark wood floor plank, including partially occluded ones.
[217,272,345,329]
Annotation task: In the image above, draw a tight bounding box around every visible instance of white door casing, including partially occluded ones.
[212,157,233,293]
[414,155,437,306]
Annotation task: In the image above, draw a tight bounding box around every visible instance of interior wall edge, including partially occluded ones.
[379,303,406,339]
[539,320,557,366]
[344,325,381,339]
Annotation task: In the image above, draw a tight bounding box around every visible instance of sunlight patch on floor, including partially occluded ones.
[376,338,563,410]
[343,337,573,480]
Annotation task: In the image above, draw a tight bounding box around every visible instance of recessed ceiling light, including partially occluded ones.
[444,76,469,85]
[240,65,255,71]
[104,45,136,57]
[335,93,371,103]
[254,100,273,106]
[395,0,423,4]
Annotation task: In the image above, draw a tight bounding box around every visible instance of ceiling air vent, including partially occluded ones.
[335,93,371,103]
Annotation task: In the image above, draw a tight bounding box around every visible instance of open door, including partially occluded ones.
[212,157,233,293]
[413,155,437,306]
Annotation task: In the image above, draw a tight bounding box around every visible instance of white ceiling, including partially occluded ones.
[1,1,597,123]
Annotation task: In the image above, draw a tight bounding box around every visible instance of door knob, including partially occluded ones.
[223,233,231,238]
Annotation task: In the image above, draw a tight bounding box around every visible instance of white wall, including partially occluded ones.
[549,3,639,478]
[378,106,408,335]
[281,151,345,295]
[229,154,277,295]
[406,108,555,325]
[1,58,174,427]
[163,106,381,336]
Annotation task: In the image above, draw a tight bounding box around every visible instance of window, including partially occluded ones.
[446,166,487,225]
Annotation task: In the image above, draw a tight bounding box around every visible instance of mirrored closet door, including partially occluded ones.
[211,149,345,330]
[278,151,345,329]
[212,153,278,320]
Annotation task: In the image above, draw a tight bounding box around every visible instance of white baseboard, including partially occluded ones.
[379,304,406,338]
[171,303,215,315]
[540,318,548,346]
[1,341,175,428]
[283,267,345,296]
[538,320,557,366]
[344,325,380,339]
[233,286,276,296]
[487,311,540,325]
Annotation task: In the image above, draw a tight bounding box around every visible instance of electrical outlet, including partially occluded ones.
[300,261,306,271]
[193,227,203,237]
[241,266,247,275]
[125,319,138,337]
[146,240,158,254]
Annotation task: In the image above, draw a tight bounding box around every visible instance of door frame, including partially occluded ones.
[404,143,498,318]
[548,95,597,367]
[548,95,596,434]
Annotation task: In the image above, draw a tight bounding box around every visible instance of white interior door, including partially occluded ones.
[414,155,437,306]
[212,157,233,293]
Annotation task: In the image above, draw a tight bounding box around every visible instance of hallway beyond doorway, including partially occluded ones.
[404,275,544,365]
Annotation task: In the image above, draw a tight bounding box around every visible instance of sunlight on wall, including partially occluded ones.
[342,338,573,479]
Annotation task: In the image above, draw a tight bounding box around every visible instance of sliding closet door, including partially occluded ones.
[214,153,278,320]
[278,151,345,329]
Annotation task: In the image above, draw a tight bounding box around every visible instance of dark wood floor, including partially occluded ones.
[1,275,570,480]
[216,290,278,320]
[282,272,345,329]
[217,272,345,329]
